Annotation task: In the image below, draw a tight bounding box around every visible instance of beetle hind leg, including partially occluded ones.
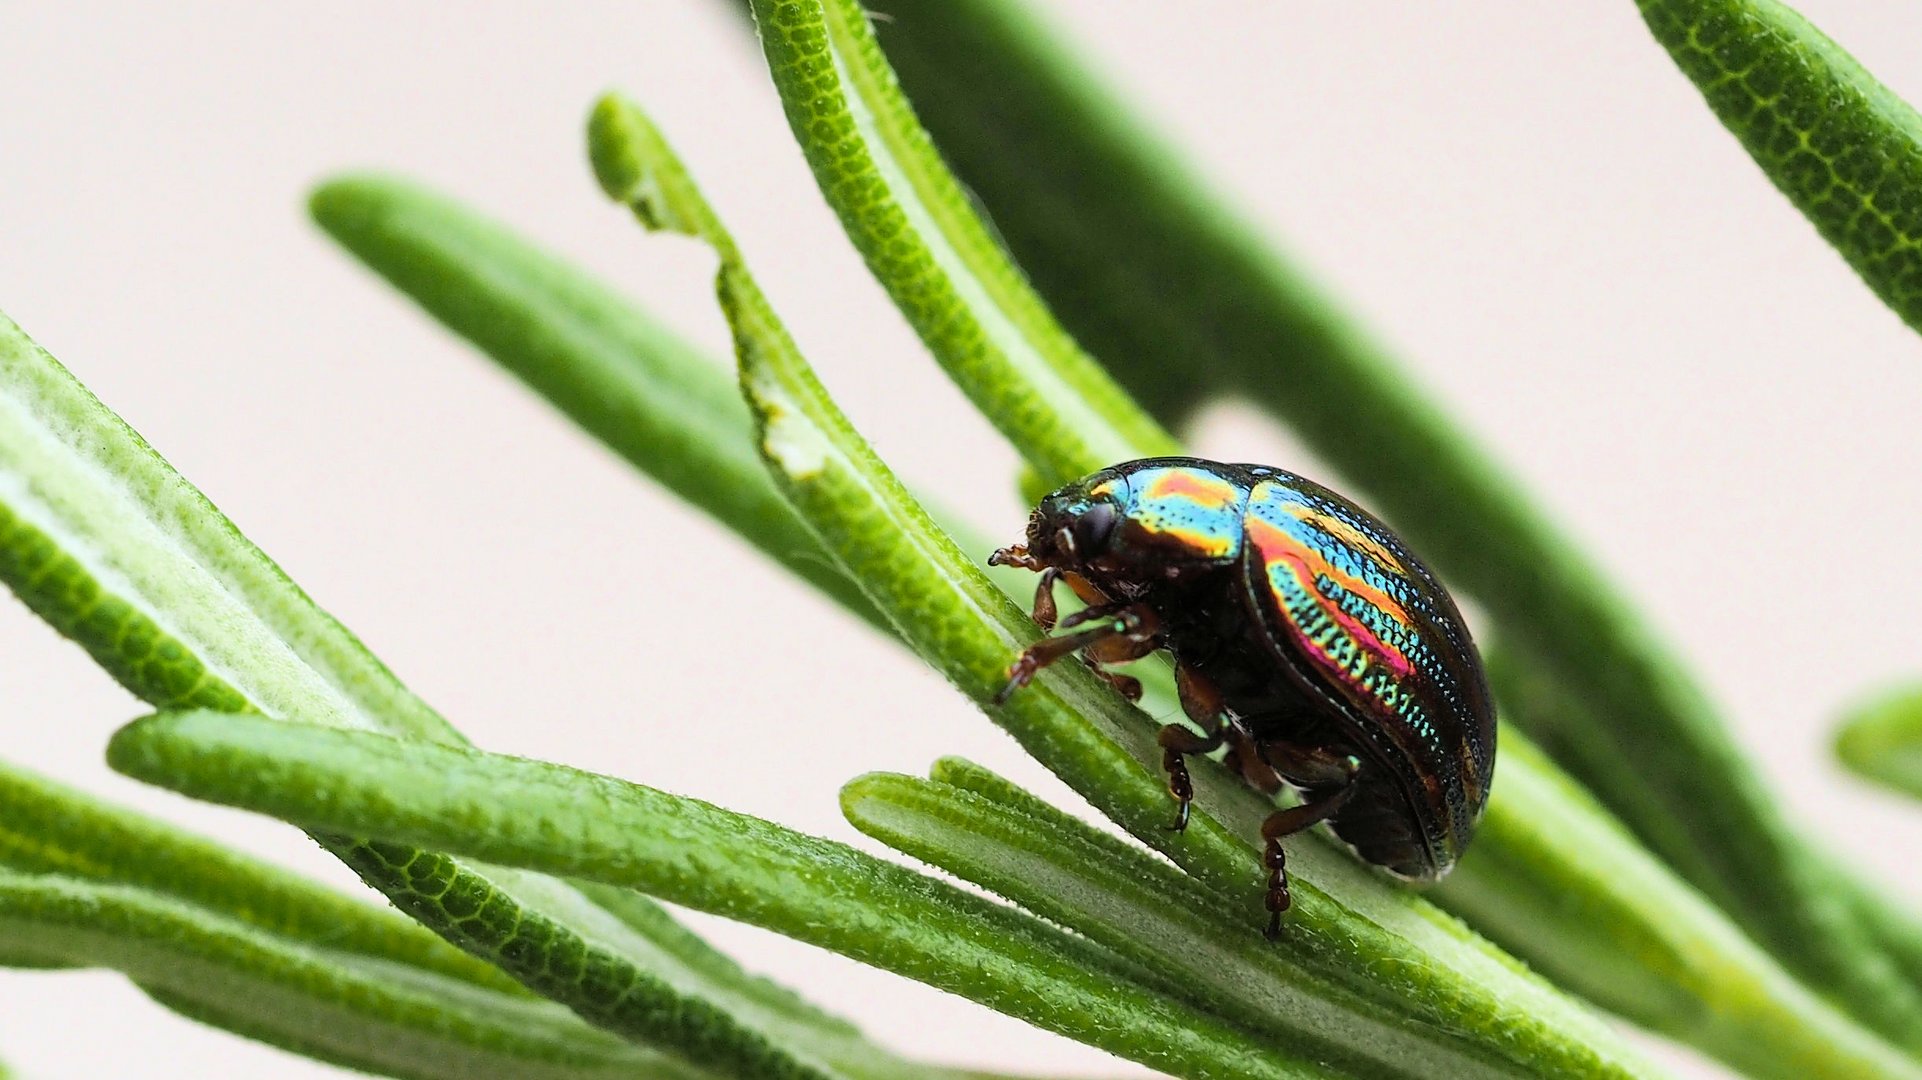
[1256,767,1360,938]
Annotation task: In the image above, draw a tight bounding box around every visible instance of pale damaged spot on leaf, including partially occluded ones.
[748,381,830,482]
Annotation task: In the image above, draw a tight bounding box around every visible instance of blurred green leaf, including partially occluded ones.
[109,710,1342,1080]
[1836,683,1922,798]
[1637,0,1922,333]
[1439,736,1919,1080]
[307,174,885,631]
[855,0,1922,1047]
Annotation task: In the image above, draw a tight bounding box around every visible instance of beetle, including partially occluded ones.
[990,457,1495,935]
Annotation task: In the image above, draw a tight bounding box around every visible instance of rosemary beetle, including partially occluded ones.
[992,457,1495,935]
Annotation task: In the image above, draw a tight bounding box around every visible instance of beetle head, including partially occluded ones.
[1025,485,1122,572]
[1026,466,1243,594]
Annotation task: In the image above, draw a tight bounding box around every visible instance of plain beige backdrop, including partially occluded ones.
[4,2,1922,1077]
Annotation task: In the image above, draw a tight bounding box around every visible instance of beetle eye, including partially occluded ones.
[1072,502,1119,554]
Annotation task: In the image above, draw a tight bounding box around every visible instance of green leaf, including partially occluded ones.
[1438,737,1922,1080]
[1636,0,1922,334]
[1493,651,1922,1056]
[0,757,518,994]
[843,767,1522,1080]
[587,93,1661,1080]
[739,0,1177,491]
[0,868,708,1080]
[1835,683,1922,799]
[306,174,885,631]
[855,0,1922,1047]
[108,710,1340,1080]
[899,754,1922,1080]
[1833,867,1922,1004]
[0,311,925,1080]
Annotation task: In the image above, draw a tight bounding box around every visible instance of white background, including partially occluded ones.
[3,3,1921,1077]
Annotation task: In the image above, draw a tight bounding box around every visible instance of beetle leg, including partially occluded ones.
[993,604,1160,705]
[1054,600,1126,631]
[1029,566,1063,630]
[1042,602,1151,700]
[1222,720,1286,796]
[1156,662,1232,832]
[1258,776,1358,938]
[1062,571,1109,606]
[1259,740,1363,791]
[987,544,1041,571]
[1085,663,1144,702]
[1158,722,1222,833]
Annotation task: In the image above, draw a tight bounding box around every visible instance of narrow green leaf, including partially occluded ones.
[1438,737,1922,1080]
[1492,651,1922,1057]
[0,757,518,994]
[857,0,1922,1044]
[588,95,1661,1080]
[1637,0,1922,333]
[740,0,1176,490]
[1834,867,1922,1004]
[844,770,1524,1080]
[0,868,704,1080]
[0,311,904,1080]
[108,711,1340,1080]
[915,756,1922,1080]
[1835,683,1922,798]
[307,174,884,630]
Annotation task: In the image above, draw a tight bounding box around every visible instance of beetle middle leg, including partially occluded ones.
[992,603,1160,705]
[1156,661,1236,833]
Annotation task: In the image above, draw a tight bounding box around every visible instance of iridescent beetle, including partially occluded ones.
[991,457,1495,935]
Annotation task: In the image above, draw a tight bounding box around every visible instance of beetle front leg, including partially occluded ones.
[993,603,1160,705]
[989,546,1061,629]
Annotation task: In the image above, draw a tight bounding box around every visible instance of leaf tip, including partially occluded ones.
[586,92,646,204]
[103,711,178,786]
[1835,684,1922,763]
[838,771,914,831]
[306,172,402,242]
[586,92,715,244]
[927,755,977,786]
